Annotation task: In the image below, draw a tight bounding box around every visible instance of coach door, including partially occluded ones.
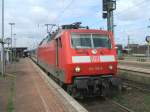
[56,37,62,66]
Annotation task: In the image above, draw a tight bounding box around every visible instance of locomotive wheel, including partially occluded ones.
[111,82,122,95]
[67,86,82,98]
[101,80,111,97]
[67,85,75,96]
[110,79,122,96]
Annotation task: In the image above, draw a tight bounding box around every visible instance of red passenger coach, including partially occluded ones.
[37,22,121,98]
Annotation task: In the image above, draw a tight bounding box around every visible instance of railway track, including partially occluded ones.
[110,99,135,112]
[79,77,150,112]
[80,80,150,112]
[122,79,150,93]
[79,97,136,112]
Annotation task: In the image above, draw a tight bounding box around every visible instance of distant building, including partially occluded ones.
[137,45,149,54]
[4,47,28,60]
[124,44,150,56]
[127,44,139,54]
[11,47,28,58]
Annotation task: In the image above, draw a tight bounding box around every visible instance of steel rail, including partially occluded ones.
[123,82,150,93]
[110,99,135,112]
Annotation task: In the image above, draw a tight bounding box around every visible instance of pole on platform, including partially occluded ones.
[148,45,150,57]
[1,0,5,76]
[128,35,130,55]
[9,23,15,63]
[148,22,150,58]
[13,34,16,61]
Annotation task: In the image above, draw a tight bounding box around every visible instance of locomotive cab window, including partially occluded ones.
[71,34,111,49]
[93,34,111,48]
[71,34,91,48]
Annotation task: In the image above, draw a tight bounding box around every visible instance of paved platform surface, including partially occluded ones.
[118,60,150,69]
[13,58,83,112]
[0,77,13,112]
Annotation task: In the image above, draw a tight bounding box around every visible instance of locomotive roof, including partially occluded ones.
[51,22,111,39]
[39,22,112,46]
[39,28,111,46]
[54,29,111,39]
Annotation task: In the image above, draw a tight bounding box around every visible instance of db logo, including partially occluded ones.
[91,56,99,62]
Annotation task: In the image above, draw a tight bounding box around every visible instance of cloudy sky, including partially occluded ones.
[0,0,150,48]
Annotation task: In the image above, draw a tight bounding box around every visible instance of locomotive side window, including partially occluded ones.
[93,35,111,48]
[71,34,92,48]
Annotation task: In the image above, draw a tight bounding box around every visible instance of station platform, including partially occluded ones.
[118,65,150,74]
[8,58,87,112]
[118,65,150,85]
[118,60,150,69]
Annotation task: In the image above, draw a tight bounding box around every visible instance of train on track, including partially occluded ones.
[30,22,121,98]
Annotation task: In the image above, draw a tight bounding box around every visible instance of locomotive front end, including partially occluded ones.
[66,30,121,98]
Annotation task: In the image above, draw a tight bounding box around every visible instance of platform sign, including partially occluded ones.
[146,36,150,45]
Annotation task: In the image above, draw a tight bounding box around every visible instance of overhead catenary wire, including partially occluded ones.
[53,0,74,24]
[115,0,149,16]
[113,0,150,39]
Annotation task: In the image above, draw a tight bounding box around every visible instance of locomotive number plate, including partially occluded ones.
[89,66,101,71]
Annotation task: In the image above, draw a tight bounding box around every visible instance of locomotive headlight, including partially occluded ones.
[75,66,81,72]
[108,65,113,70]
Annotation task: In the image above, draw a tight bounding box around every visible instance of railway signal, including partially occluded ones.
[102,0,116,34]
[146,36,150,44]
[146,36,150,57]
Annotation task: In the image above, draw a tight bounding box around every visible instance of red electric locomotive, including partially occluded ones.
[37,22,121,98]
